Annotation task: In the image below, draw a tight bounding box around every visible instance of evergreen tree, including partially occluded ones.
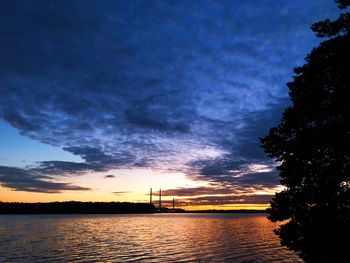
[261,1,350,261]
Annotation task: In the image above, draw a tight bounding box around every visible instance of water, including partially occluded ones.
[0,213,302,262]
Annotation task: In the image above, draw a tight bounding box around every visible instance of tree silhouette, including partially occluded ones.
[261,1,350,262]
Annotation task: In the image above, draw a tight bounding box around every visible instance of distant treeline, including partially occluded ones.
[0,201,155,214]
[184,209,267,213]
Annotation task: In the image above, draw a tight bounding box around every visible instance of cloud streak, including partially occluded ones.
[104,175,116,179]
[0,166,91,193]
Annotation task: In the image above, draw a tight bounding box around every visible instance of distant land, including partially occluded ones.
[0,201,268,214]
[183,209,267,213]
[0,201,155,214]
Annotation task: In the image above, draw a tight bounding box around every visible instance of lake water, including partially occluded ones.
[0,213,302,262]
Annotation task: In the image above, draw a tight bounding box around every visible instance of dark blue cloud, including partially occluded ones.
[0,0,338,193]
[0,166,91,193]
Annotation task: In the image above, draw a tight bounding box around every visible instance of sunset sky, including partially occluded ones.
[0,0,338,209]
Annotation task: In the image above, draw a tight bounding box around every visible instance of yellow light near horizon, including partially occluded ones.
[0,168,208,203]
[0,185,271,210]
[0,167,273,210]
[183,204,269,211]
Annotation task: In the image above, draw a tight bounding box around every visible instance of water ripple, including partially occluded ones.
[0,213,302,262]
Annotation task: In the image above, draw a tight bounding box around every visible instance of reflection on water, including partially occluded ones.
[0,213,301,262]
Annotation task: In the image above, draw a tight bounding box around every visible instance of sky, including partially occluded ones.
[0,0,339,209]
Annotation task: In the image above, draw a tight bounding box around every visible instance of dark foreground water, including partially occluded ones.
[0,213,302,262]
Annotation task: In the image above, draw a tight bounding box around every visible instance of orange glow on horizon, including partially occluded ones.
[179,204,269,211]
[0,185,270,210]
[0,167,274,211]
